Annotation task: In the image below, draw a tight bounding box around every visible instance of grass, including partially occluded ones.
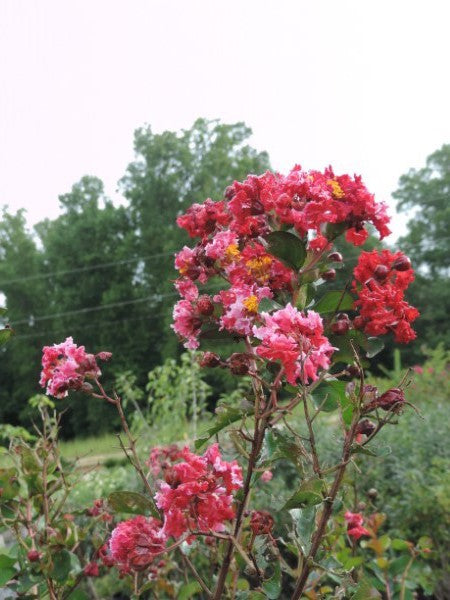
[59,433,120,459]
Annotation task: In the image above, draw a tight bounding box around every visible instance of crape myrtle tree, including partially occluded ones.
[0,163,425,598]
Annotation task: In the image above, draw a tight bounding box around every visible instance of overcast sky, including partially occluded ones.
[0,0,449,239]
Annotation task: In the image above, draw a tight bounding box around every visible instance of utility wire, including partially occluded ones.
[0,251,176,286]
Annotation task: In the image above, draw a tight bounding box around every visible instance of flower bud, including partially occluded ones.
[337,312,350,321]
[322,268,336,281]
[331,320,350,335]
[367,488,378,499]
[393,255,411,271]
[327,251,343,262]
[199,352,221,368]
[228,353,251,376]
[250,510,274,535]
[27,550,41,563]
[373,264,389,281]
[377,388,405,412]
[346,365,360,378]
[353,316,365,329]
[356,419,376,436]
[197,295,215,316]
[84,561,100,577]
[96,351,112,361]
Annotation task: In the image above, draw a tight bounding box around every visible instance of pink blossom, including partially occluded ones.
[261,470,273,482]
[109,516,167,572]
[171,299,202,349]
[204,230,238,261]
[253,305,335,384]
[155,444,243,539]
[40,337,109,399]
[344,511,370,541]
[214,283,271,336]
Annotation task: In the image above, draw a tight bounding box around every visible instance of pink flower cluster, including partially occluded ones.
[109,444,242,572]
[344,511,371,541]
[39,337,111,399]
[352,250,419,343]
[109,515,167,572]
[172,165,391,353]
[155,443,243,538]
[253,304,335,384]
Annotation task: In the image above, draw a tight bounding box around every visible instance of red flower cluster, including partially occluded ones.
[344,511,370,541]
[173,166,390,353]
[353,250,419,343]
[40,337,112,398]
[109,515,167,573]
[253,304,335,384]
[109,444,242,573]
[155,443,243,538]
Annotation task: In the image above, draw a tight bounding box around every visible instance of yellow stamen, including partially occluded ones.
[225,244,240,262]
[179,265,188,275]
[327,179,345,199]
[246,256,272,283]
[243,295,259,314]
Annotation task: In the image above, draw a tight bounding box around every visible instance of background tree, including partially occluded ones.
[393,144,450,360]
[0,119,270,436]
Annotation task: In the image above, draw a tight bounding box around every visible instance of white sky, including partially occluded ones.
[0,0,449,239]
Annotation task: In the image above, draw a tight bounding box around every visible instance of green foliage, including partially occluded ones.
[392,144,450,361]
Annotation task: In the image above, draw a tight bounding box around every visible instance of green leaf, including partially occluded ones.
[312,380,347,412]
[314,290,354,314]
[0,554,16,569]
[283,478,325,509]
[260,429,304,470]
[178,581,202,600]
[262,560,282,599]
[391,538,411,551]
[351,444,391,458]
[0,327,13,346]
[0,468,20,501]
[290,507,316,554]
[195,406,251,449]
[50,550,72,582]
[265,231,306,271]
[295,284,315,310]
[350,577,381,599]
[0,567,16,586]
[108,491,159,518]
[258,297,282,313]
[366,337,385,358]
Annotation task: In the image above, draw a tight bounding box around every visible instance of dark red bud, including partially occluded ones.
[199,352,221,368]
[337,312,350,321]
[353,316,365,329]
[27,550,41,562]
[322,269,336,281]
[197,295,215,316]
[327,252,343,263]
[228,353,250,376]
[331,320,350,335]
[346,365,361,378]
[393,255,411,271]
[373,264,390,281]
[356,419,376,436]
[250,510,274,535]
[377,388,405,412]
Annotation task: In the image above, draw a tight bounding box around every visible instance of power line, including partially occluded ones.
[0,251,176,286]
[13,312,170,340]
[8,284,225,326]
